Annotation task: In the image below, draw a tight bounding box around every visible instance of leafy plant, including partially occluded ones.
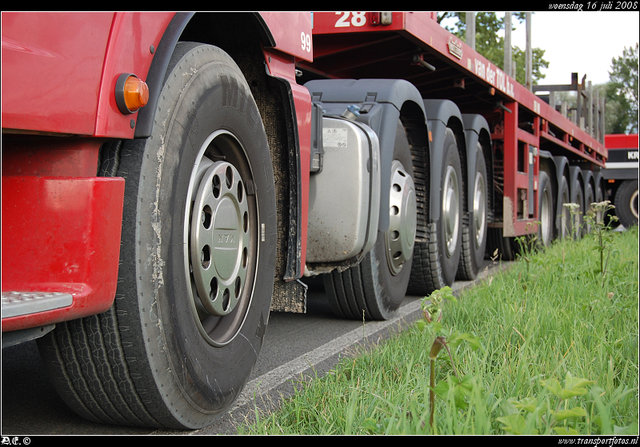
[514,221,543,289]
[585,200,619,286]
[497,372,594,435]
[563,202,582,240]
[417,286,481,430]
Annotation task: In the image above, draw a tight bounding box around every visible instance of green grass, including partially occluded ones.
[239,226,639,435]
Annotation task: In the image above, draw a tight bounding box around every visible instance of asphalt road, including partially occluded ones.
[1,260,508,436]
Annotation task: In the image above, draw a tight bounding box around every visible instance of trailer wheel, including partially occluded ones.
[584,180,595,233]
[571,180,585,238]
[324,121,415,320]
[457,143,487,280]
[538,170,554,247]
[557,175,571,239]
[437,128,463,285]
[408,128,462,293]
[37,43,276,429]
[615,179,639,228]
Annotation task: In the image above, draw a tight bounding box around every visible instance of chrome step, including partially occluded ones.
[2,291,73,319]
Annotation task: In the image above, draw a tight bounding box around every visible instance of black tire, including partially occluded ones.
[615,180,639,228]
[557,175,571,239]
[572,181,585,239]
[324,121,416,320]
[537,170,554,247]
[457,143,487,280]
[409,128,462,294]
[595,178,605,203]
[584,180,595,233]
[37,43,277,429]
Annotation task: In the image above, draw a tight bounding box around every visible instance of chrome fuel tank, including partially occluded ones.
[306,115,380,264]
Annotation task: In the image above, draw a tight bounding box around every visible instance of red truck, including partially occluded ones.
[2,12,607,429]
[602,134,638,228]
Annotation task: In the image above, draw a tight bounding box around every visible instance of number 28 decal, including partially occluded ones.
[302,12,368,52]
[335,12,367,27]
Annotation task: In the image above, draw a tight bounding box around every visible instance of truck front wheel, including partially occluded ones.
[37,43,276,429]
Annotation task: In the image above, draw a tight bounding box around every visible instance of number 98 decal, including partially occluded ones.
[335,12,367,27]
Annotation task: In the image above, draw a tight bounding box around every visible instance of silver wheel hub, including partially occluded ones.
[540,187,552,245]
[385,160,416,275]
[190,161,249,316]
[473,171,486,249]
[561,204,571,238]
[443,164,460,257]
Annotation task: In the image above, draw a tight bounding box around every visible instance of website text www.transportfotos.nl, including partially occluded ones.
[558,437,639,447]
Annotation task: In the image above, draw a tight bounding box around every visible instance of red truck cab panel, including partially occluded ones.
[2,12,174,138]
[2,175,124,332]
[1,12,172,331]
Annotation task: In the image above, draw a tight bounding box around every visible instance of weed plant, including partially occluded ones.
[240,225,638,435]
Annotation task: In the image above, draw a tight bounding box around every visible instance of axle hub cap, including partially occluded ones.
[540,185,552,245]
[385,160,416,275]
[190,161,249,316]
[473,171,486,249]
[443,164,460,257]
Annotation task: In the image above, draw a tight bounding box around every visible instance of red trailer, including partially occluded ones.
[2,11,607,429]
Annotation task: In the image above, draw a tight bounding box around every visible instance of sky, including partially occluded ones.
[504,11,639,86]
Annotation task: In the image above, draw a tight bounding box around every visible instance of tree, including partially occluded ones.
[438,12,549,86]
[606,43,638,134]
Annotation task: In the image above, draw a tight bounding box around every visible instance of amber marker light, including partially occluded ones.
[116,73,149,114]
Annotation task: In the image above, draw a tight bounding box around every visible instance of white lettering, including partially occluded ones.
[475,58,486,79]
[487,64,496,85]
[474,59,514,97]
[301,32,311,52]
[335,12,367,28]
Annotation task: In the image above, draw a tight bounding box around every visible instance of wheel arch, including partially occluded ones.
[462,114,493,217]
[582,168,596,207]
[553,156,571,184]
[554,155,571,199]
[135,12,276,139]
[304,78,430,235]
[423,99,466,221]
[399,100,431,242]
[569,164,586,210]
[539,150,558,202]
